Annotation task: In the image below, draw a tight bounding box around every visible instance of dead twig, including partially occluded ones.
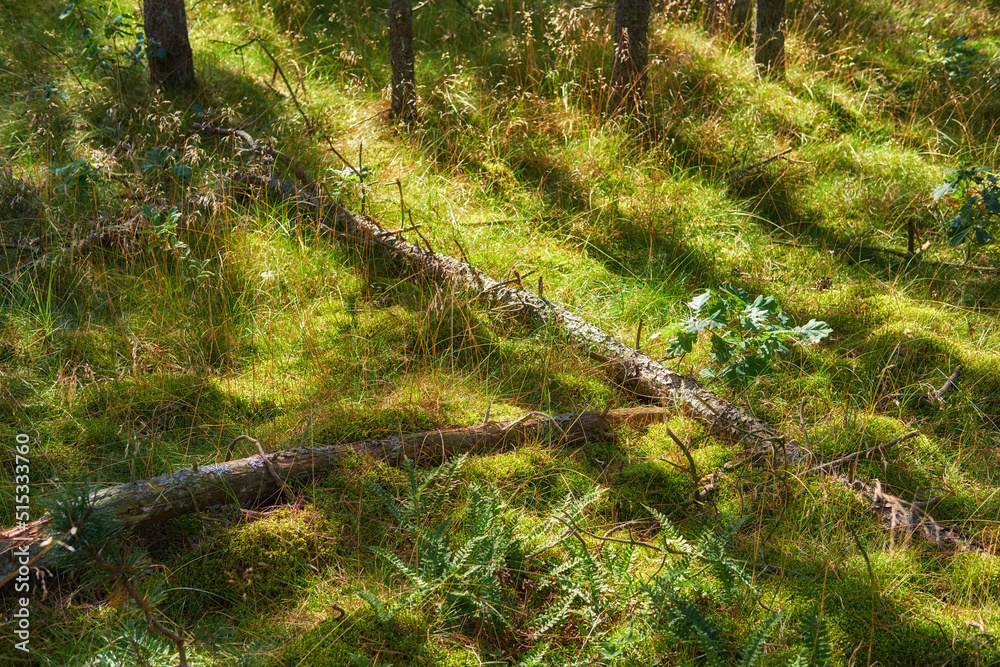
[86,545,189,667]
[877,366,961,410]
[664,426,700,493]
[233,37,311,134]
[803,431,920,476]
[836,243,1000,273]
[193,122,319,193]
[728,147,794,184]
[552,515,685,555]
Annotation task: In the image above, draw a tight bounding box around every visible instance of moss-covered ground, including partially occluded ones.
[1,0,1000,664]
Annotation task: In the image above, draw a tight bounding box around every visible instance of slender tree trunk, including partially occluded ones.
[144,0,196,89]
[609,0,650,118]
[754,0,786,75]
[388,0,417,120]
[0,407,670,565]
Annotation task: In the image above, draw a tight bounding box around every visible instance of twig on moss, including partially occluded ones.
[877,366,962,410]
[193,122,318,193]
[835,242,1000,273]
[396,178,405,227]
[728,147,794,184]
[664,426,700,492]
[552,515,685,555]
[803,431,920,476]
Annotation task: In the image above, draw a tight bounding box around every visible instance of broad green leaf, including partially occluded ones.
[931,181,954,200]
[688,290,712,313]
[950,224,971,245]
[795,320,833,344]
[706,308,728,329]
[709,333,733,363]
[974,226,995,245]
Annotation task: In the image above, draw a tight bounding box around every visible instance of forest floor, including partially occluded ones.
[2,0,1000,665]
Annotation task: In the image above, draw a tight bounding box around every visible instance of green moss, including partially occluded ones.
[464,445,599,513]
[283,607,478,666]
[4,0,1000,663]
[78,374,253,446]
[610,460,691,520]
[229,507,335,599]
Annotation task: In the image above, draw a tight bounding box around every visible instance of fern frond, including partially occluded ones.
[357,589,397,622]
[532,590,577,635]
[366,480,415,531]
[669,602,727,667]
[798,604,833,667]
[368,547,424,589]
[517,642,550,667]
[738,612,782,667]
[644,504,694,555]
[562,487,605,520]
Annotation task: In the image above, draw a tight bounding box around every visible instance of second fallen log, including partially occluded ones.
[0,406,670,571]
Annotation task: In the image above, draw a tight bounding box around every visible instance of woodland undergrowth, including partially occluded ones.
[1,0,1000,665]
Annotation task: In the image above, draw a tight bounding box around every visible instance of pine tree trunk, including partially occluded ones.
[144,0,196,89]
[754,0,785,74]
[388,0,417,120]
[609,0,650,117]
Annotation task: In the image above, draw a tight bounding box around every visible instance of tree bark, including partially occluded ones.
[754,0,785,75]
[609,0,651,118]
[388,0,417,120]
[144,0,196,89]
[0,407,669,574]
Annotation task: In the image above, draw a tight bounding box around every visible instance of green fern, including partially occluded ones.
[794,604,833,667]
[531,591,577,635]
[670,602,727,667]
[696,516,753,604]
[738,612,783,667]
[644,504,696,557]
[360,458,520,629]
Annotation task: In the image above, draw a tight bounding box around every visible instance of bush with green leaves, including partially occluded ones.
[660,285,832,384]
[51,158,102,195]
[139,205,215,284]
[933,36,986,81]
[142,147,193,183]
[58,2,148,74]
[933,164,1000,254]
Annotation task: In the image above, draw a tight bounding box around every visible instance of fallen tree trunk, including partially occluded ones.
[842,476,978,552]
[199,124,987,554]
[193,120,795,462]
[226,169,798,464]
[0,407,669,580]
